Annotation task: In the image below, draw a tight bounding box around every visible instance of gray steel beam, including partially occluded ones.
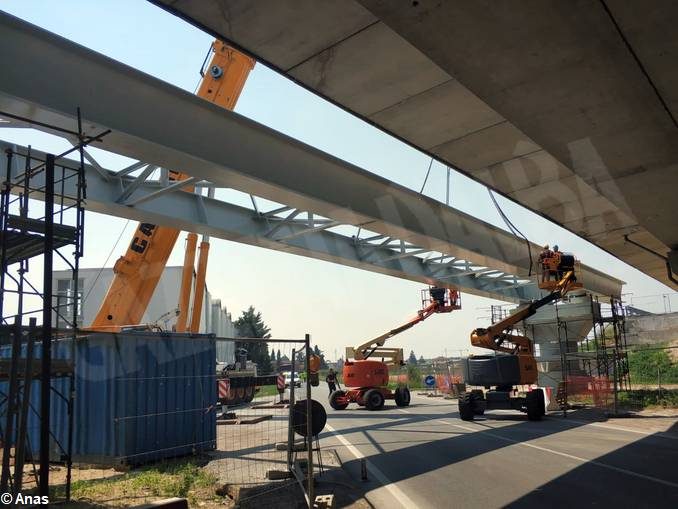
[3,142,538,303]
[0,13,623,299]
[116,165,157,203]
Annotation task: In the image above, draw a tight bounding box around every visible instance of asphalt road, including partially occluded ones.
[311,386,678,508]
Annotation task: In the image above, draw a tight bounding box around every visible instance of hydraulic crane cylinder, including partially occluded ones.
[189,240,210,333]
[176,232,198,332]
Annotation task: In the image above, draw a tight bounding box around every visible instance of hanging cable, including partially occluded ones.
[419,157,434,194]
[487,189,533,276]
[83,219,131,303]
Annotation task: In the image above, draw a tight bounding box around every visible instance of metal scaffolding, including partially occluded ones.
[554,296,631,415]
[0,111,96,499]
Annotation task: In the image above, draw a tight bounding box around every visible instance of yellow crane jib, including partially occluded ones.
[89,42,254,332]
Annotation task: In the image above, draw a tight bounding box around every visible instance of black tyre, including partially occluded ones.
[329,390,349,410]
[364,389,385,411]
[470,390,485,415]
[537,389,546,416]
[394,387,411,407]
[244,385,255,403]
[526,390,544,421]
[458,392,474,421]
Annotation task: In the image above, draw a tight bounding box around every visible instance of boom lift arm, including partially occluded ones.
[470,270,578,356]
[90,41,254,331]
[347,288,460,366]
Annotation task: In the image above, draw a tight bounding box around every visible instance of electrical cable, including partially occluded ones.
[83,219,131,303]
[599,0,678,130]
[487,189,533,276]
[419,157,434,194]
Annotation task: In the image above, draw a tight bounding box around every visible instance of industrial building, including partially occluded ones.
[52,266,237,336]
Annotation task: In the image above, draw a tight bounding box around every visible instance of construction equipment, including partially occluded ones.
[87,41,270,406]
[330,287,461,411]
[459,253,581,421]
[90,40,253,332]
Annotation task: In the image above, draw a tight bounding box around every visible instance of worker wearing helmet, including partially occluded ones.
[552,245,563,279]
[326,368,339,395]
[538,244,553,282]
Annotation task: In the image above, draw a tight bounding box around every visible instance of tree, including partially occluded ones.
[234,306,272,374]
[419,355,425,365]
[407,364,422,388]
[313,344,329,369]
[408,350,418,365]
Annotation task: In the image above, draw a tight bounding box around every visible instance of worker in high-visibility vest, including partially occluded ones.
[539,244,553,282]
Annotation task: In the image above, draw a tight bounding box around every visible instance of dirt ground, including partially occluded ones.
[29,397,369,508]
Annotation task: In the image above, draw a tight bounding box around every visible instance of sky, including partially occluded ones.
[1,1,675,360]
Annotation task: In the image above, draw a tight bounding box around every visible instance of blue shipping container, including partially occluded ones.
[0,331,216,465]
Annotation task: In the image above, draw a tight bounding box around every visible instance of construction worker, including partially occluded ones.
[429,286,447,306]
[448,289,459,307]
[538,244,553,282]
[552,245,563,279]
[325,368,339,395]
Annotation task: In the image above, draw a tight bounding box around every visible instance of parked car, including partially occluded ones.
[283,371,301,388]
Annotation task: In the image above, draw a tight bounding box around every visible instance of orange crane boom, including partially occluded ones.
[90,41,254,331]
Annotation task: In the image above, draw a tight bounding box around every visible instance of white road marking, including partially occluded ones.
[438,419,678,489]
[564,418,678,440]
[324,422,420,509]
[413,392,678,440]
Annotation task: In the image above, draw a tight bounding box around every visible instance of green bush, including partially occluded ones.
[619,389,678,409]
[628,348,678,384]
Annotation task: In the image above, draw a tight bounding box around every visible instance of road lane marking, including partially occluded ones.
[437,419,678,489]
[563,418,678,441]
[324,422,419,509]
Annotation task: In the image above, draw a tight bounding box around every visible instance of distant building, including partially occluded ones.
[52,266,237,338]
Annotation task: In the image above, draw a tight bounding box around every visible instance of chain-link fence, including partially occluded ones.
[622,344,678,410]
[387,358,466,398]
[1,332,321,507]
[624,293,678,315]
[557,345,678,414]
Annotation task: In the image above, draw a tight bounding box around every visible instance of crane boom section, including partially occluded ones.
[90,42,254,330]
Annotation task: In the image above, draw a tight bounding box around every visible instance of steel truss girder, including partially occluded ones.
[0,13,622,300]
[3,142,539,303]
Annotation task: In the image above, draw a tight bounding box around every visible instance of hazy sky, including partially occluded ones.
[1,1,675,360]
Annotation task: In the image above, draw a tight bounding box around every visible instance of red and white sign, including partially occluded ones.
[218,379,231,400]
[277,373,285,391]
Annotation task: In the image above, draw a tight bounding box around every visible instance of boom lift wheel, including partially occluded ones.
[470,389,485,415]
[364,389,385,411]
[329,390,349,410]
[394,386,411,407]
[458,392,474,421]
[526,390,545,421]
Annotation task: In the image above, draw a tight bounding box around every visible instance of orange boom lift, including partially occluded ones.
[459,252,582,421]
[330,287,461,411]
